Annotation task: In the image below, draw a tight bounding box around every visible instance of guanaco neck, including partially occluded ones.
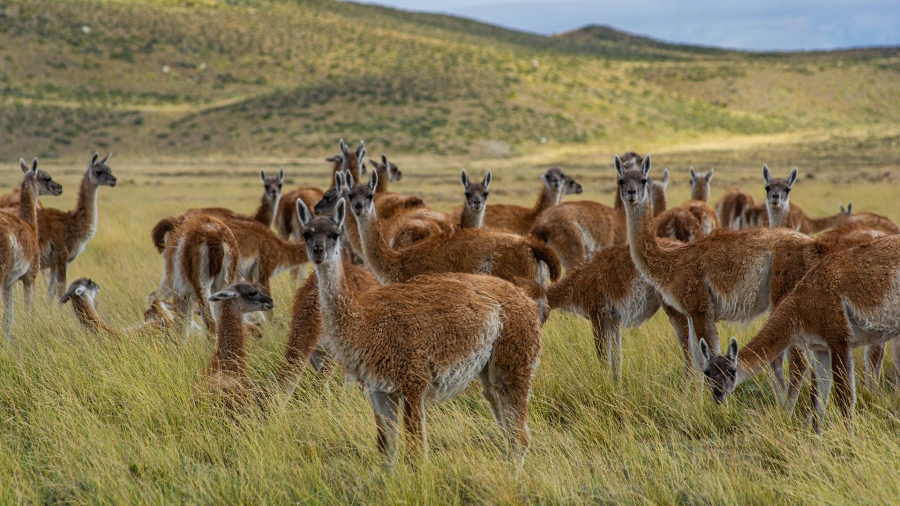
[356,210,400,285]
[458,205,485,229]
[71,297,117,336]
[252,193,280,227]
[691,184,709,202]
[806,210,849,234]
[375,171,390,193]
[732,297,803,386]
[624,196,670,282]
[651,188,667,216]
[531,185,564,220]
[75,168,101,234]
[212,301,248,375]
[766,203,796,230]
[312,255,361,353]
[18,172,39,233]
[343,210,366,260]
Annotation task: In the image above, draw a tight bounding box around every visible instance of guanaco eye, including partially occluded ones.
[301,232,311,241]
[617,179,624,186]
[483,192,489,197]
[785,188,791,193]
[329,233,340,240]
[641,179,648,185]
[248,290,258,297]
[764,186,770,192]
[465,192,471,198]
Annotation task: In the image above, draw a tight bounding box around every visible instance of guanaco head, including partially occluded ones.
[698,337,739,404]
[460,169,491,212]
[762,164,797,214]
[563,174,583,195]
[315,170,354,216]
[688,167,713,202]
[346,171,377,218]
[88,152,117,187]
[260,168,284,205]
[541,167,565,193]
[19,158,63,196]
[208,283,274,314]
[372,154,402,183]
[297,198,345,264]
[615,153,652,205]
[339,139,367,175]
[59,278,100,305]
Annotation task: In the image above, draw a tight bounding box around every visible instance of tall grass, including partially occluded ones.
[0,145,897,503]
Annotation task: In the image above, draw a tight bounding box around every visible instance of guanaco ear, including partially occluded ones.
[334,171,345,190]
[59,294,70,304]
[614,155,624,177]
[19,158,28,174]
[845,202,852,215]
[641,154,651,177]
[208,290,239,302]
[278,167,284,181]
[460,169,470,189]
[368,171,378,192]
[339,138,349,155]
[30,158,38,176]
[357,140,365,159]
[726,336,739,360]
[325,154,342,163]
[689,167,696,183]
[333,198,347,228]
[698,338,712,369]
[787,167,798,186]
[296,198,312,226]
[762,164,771,183]
[345,170,355,188]
[381,154,388,167]
[483,169,492,190]
[100,152,111,164]
[91,152,100,167]
[660,168,669,186]
[705,168,714,183]
[260,169,267,182]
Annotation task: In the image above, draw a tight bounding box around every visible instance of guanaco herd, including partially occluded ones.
[1,142,898,466]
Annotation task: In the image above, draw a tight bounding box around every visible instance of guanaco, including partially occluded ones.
[38,152,117,300]
[297,198,542,463]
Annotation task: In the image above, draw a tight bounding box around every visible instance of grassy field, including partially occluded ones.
[0,131,898,503]
[1,0,899,502]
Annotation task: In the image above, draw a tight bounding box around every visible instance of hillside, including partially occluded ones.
[0,0,898,159]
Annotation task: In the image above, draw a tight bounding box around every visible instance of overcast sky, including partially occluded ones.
[350,0,900,51]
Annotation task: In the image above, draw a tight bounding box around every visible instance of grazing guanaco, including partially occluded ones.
[38,152,117,300]
[157,214,240,339]
[350,171,560,319]
[195,282,274,407]
[617,155,833,405]
[0,158,62,341]
[697,236,900,432]
[481,168,580,235]
[297,198,542,463]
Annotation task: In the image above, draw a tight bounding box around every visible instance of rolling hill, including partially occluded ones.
[0,0,898,159]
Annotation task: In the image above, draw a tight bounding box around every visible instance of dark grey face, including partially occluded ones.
[209,282,274,313]
[347,172,376,217]
[615,154,651,205]
[298,199,345,264]
[703,355,738,404]
[37,169,63,196]
[59,278,100,304]
[563,175,582,195]
[88,152,117,187]
[261,168,284,202]
[763,165,797,212]
[315,171,353,216]
[460,169,491,212]
[542,167,565,192]
[377,154,402,182]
